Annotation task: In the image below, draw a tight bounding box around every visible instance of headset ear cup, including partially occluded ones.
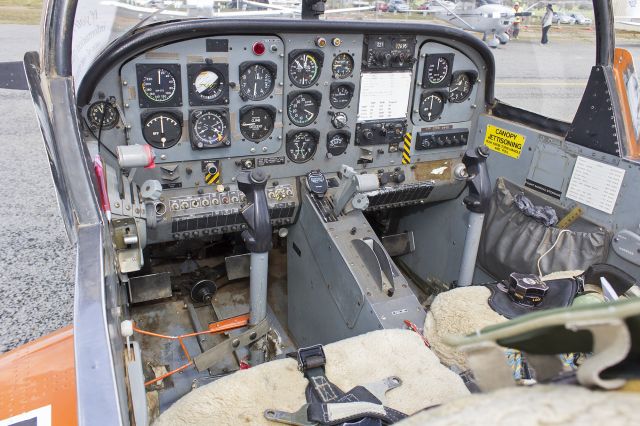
[581,263,637,296]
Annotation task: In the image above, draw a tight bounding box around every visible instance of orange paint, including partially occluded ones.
[0,325,77,426]
[612,48,640,159]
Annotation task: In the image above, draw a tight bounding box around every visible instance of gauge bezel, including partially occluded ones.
[286,91,322,127]
[86,100,120,130]
[326,130,351,157]
[448,70,478,103]
[331,53,355,79]
[141,110,183,149]
[187,63,229,106]
[329,82,355,109]
[238,61,278,101]
[287,49,324,88]
[239,105,276,143]
[418,91,447,122]
[421,53,454,89]
[136,63,182,108]
[286,129,320,164]
[189,109,230,149]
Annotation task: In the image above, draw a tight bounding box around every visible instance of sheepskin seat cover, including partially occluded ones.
[397,385,640,426]
[424,286,507,370]
[155,329,470,425]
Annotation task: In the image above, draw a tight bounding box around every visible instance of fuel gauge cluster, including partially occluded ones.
[411,42,480,128]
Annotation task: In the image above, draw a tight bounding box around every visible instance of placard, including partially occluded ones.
[357,72,412,121]
[566,156,626,214]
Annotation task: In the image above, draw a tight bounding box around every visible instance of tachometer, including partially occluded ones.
[422,54,454,88]
[240,107,275,142]
[448,72,474,103]
[193,69,225,101]
[419,93,445,122]
[427,57,449,85]
[88,101,119,130]
[332,53,354,79]
[239,63,275,101]
[142,112,182,149]
[190,110,229,149]
[326,132,350,157]
[287,93,320,127]
[141,67,177,103]
[329,84,353,109]
[289,52,321,88]
[286,131,318,163]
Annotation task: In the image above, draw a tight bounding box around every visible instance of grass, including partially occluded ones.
[0,0,43,25]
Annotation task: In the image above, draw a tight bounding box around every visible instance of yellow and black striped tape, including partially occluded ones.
[204,171,220,185]
[402,132,412,165]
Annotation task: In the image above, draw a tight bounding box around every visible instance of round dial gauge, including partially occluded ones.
[142,112,182,149]
[286,131,318,163]
[419,93,445,122]
[193,69,225,101]
[287,93,319,127]
[448,73,473,103]
[327,133,349,156]
[88,101,119,130]
[329,84,353,109]
[240,107,274,142]
[240,64,275,101]
[427,57,450,85]
[332,53,354,79]
[192,111,228,148]
[289,52,321,88]
[141,68,177,103]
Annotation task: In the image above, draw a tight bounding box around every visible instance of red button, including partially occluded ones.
[252,42,266,56]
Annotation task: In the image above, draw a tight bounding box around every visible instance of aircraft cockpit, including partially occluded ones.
[11,0,640,424]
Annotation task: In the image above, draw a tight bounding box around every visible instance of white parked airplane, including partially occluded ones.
[424,0,535,47]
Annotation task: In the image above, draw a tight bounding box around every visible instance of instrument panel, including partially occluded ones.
[84,29,488,243]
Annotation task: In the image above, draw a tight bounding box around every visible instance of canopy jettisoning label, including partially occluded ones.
[484,125,526,159]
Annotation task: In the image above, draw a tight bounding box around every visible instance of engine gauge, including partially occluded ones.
[326,132,350,157]
[239,107,275,142]
[286,131,318,163]
[288,51,322,88]
[448,72,474,103]
[329,84,353,109]
[419,93,445,122]
[332,53,354,79]
[190,110,229,149]
[239,63,275,101]
[422,54,454,88]
[87,101,119,130]
[141,67,177,103]
[142,112,182,149]
[287,92,320,127]
[193,69,225,101]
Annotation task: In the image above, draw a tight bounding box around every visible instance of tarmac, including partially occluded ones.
[0,23,639,352]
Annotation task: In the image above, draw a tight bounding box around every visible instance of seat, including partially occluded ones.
[154,329,470,425]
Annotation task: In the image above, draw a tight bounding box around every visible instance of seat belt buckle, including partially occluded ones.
[297,344,326,372]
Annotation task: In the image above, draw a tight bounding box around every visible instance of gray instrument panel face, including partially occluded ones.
[88,32,486,188]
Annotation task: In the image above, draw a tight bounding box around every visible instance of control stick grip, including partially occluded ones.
[462,146,491,214]
[237,169,272,253]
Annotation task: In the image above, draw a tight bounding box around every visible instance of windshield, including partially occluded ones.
[72,1,638,124]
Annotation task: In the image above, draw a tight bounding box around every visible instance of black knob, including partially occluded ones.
[379,173,390,185]
[363,129,374,140]
[394,171,406,183]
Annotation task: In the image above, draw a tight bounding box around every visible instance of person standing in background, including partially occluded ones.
[541,3,553,44]
[512,2,521,39]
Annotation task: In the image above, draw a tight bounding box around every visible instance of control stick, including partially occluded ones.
[237,169,272,363]
[457,146,491,287]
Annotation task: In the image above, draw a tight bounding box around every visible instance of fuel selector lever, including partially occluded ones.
[237,169,272,363]
[457,146,491,287]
